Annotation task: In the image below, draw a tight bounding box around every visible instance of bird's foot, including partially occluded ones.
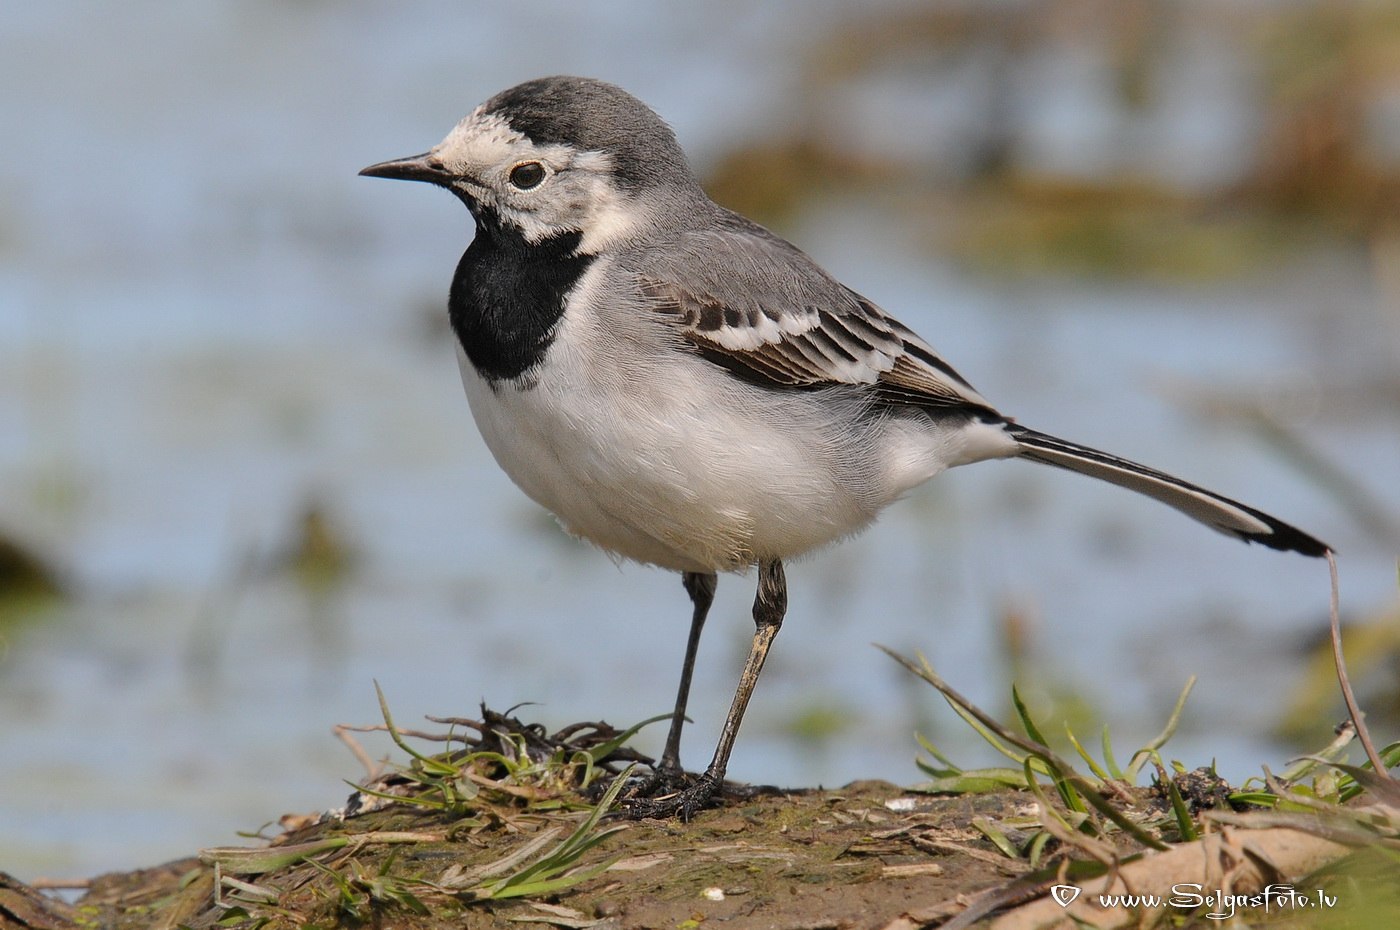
[621,759,690,799]
[620,770,721,821]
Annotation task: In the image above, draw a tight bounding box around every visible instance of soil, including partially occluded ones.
[4,780,1066,930]
[2,710,1382,930]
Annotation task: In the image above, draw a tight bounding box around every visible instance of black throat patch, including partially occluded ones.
[449,208,595,383]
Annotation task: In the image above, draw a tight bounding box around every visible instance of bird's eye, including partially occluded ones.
[508,161,546,190]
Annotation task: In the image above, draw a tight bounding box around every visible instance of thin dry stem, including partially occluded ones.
[1327,550,1388,777]
[336,722,464,743]
[334,723,386,781]
[27,877,91,890]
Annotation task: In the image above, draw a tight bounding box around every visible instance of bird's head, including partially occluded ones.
[360,75,703,253]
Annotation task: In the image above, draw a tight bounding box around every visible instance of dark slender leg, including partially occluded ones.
[698,559,784,786]
[658,571,717,773]
[627,559,787,820]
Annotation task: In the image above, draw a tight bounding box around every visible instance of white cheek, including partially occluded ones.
[578,186,639,253]
[503,177,639,251]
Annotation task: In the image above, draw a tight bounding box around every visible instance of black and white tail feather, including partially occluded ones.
[1005,424,1328,556]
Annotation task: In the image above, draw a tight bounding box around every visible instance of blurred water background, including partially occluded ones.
[2,0,1399,881]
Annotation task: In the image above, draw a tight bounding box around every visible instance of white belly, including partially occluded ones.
[459,354,856,571]
[457,383,1007,574]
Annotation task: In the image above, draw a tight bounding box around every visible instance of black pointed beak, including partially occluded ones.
[358,152,454,186]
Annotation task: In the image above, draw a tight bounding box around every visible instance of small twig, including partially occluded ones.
[27,877,91,890]
[552,721,618,742]
[336,722,464,742]
[333,724,386,781]
[910,836,1025,869]
[1327,550,1388,778]
[425,714,488,734]
[1035,807,1119,869]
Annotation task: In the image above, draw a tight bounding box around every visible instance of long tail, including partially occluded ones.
[1006,424,1329,557]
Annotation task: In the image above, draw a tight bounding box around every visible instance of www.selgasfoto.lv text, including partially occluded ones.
[1095,883,1337,920]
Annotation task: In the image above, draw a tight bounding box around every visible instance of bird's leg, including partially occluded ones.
[656,571,717,775]
[626,559,786,820]
[700,559,785,786]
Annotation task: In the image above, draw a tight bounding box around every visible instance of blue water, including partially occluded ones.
[2,2,1397,881]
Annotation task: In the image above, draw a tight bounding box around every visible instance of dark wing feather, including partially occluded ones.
[638,211,998,415]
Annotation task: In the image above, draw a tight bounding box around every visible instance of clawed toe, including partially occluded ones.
[620,771,720,821]
[624,762,691,800]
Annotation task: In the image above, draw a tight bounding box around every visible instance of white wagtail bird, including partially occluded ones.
[361,75,1329,818]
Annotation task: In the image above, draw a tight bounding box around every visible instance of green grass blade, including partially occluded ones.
[201,837,351,874]
[942,695,1031,766]
[1025,830,1053,868]
[971,817,1021,859]
[1065,724,1111,783]
[1126,676,1194,781]
[1021,757,1076,833]
[1100,724,1125,781]
[473,829,565,885]
[1011,685,1050,747]
[914,732,963,777]
[374,681,459,776]
[913,767,1030,795]
[882,646,1169,849]
[1156,763,1198,841]
[577,713,673,766]
[342,779,449,812]
[1042,753,1088,816]
[479,765,633,899]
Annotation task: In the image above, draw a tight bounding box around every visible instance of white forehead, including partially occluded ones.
[429,107,613,177]
[432,108,520,169]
